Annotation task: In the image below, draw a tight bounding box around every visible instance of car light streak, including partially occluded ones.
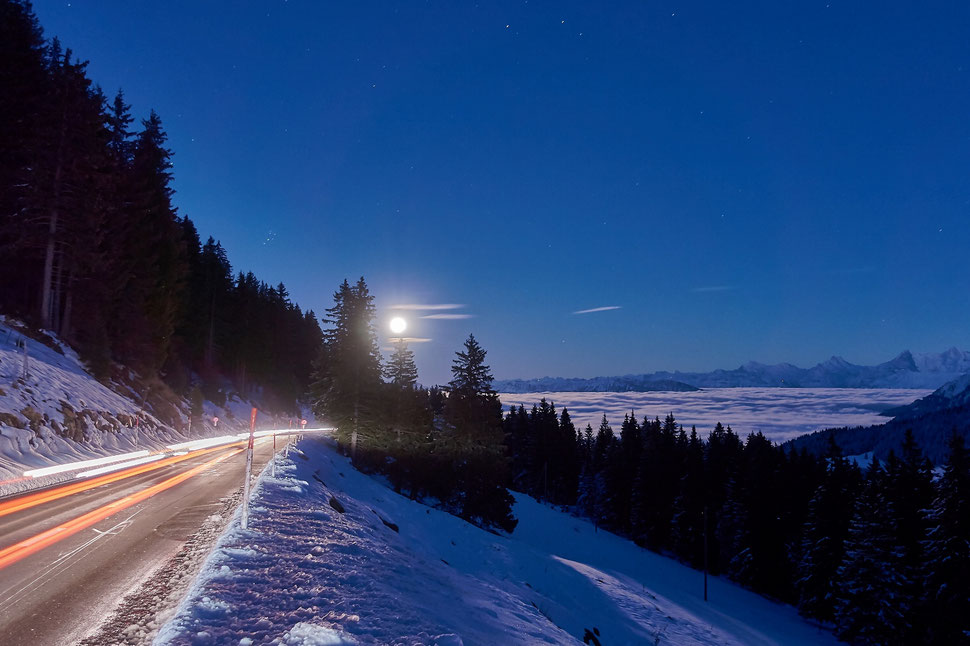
[261,427,334,437]
[75,454,166,478]
[0,447,243,571]
[0,443,243,520]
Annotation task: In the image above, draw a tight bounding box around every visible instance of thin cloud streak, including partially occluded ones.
[573,306,622,315]
[391,303,465,311]
[389,337,433,343]
[691,285,738,293]
[420,313,475,320]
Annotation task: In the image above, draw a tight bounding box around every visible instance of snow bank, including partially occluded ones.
[156,438,838,645]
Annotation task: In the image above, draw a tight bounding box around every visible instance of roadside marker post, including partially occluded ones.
[241,407,256,529]
[20,338,29,381]
[271,431,277,478]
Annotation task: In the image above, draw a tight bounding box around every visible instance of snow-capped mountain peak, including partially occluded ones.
[883,350,918,372]
[496,348,970,393]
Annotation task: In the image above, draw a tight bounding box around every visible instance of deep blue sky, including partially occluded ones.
[33,1,970,384]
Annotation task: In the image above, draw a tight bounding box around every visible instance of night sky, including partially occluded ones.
[31,1,970,385]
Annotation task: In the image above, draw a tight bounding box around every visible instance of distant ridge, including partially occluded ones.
[495,348,970,393]
[784,372,970,465]
[494,377,699,394]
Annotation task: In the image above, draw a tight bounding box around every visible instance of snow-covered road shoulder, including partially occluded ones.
[155,439,837,646]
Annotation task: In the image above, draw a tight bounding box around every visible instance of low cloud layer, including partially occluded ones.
[498,388,929,444]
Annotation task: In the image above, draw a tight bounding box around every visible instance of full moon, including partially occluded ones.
[389,317,407,334]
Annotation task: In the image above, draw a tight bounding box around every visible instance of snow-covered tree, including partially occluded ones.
[797,439,860,623]
[834,461,909,644]
[922,434,970,644]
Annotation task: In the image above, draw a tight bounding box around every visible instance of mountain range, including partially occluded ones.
[495,348,970,393]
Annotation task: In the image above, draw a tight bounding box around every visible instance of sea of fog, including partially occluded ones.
[497,388,932,443]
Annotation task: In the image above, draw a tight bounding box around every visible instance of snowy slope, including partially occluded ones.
[0,317,300,494]
[0,318,179,486]
[496,348,970,392]
[156,438,838,646]
[883,372,970,420]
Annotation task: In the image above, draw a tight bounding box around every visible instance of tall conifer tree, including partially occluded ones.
[444,334,516,532]
[923,434,970,643]
[311,278,383,460]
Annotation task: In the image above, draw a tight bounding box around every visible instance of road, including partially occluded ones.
[0,438,278,645]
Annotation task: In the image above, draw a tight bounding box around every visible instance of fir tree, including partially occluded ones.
[310,278,383,461]
[444,334,516,532]
[615,413,641,531]
[505,404,532,490]
[671,427,706,567]
[0,0,48,315]
[884,429,935,642]
[834,461,909,644]
[112,110,187,371]
[383,340,421,448]
[555,407,580,505]
[797,437,860,623]
[105,90,133,164]
[922,434,970,644]
[386,340,418,388]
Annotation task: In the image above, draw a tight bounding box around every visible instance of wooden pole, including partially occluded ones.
[241,407,257,529]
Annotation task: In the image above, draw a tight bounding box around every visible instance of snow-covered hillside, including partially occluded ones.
[156,438,838,646]
[496,348,970,393]
[0,318,297,494]
[883,372,970,420]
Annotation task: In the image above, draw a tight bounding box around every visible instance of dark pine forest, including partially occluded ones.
[0,0,322,412]
[503,405,969,645]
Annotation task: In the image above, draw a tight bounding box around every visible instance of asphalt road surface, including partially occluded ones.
[0,438,277,645]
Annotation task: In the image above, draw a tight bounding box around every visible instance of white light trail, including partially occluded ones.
[166,435,242,452]
[23,450,151,478]
[252,427,335,438]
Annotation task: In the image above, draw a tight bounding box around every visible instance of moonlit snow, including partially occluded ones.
[499,388,929,442]
[156,438,838,645]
